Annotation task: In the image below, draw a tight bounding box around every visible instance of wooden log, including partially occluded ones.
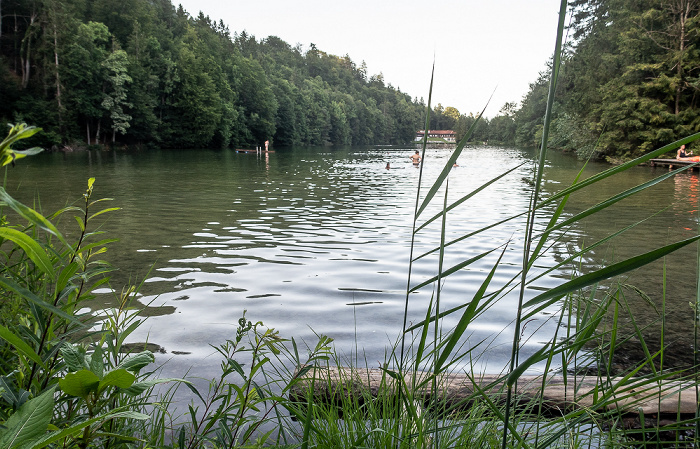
[289,367,698,418]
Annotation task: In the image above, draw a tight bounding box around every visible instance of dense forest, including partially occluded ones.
[514,0,700,161]
[0,0,432,149]
[3,0,696,159]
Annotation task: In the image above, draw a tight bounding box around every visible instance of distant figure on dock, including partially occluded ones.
[409,150,421,165]
[676,144,700,161]
[265,140,269,151]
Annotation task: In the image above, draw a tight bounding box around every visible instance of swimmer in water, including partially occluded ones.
[409,150,421,165]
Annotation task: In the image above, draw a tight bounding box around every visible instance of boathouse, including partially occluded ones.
[415,130,456,142]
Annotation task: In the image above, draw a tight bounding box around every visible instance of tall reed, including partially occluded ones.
[293,0,700,447]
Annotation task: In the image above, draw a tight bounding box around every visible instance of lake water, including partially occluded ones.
[4,145,699,381]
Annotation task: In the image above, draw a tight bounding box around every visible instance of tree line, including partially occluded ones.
[5,0,688,159]
[0,0,428,149]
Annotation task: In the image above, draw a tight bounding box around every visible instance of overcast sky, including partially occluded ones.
[174,0,564,118]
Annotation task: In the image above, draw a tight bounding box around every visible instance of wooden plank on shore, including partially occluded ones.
[289,367,698,416]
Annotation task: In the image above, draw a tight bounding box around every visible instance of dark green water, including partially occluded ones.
[4,145,698,379]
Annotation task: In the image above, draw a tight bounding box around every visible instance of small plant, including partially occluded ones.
[155,314,333,449]
[0,122,335,448]
[0,122,43,168]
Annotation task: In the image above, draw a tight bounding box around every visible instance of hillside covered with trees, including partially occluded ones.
[5,0,691,159]
[0,0,427,149]
[513,0,700,161]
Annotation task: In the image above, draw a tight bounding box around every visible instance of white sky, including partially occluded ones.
[175,0,564,118]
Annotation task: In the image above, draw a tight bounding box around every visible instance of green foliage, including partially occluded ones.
[513,0,700,159]
[0,122,338,449]
[101,49,133,140]
[0,123,43,167]
[0,0,426,148]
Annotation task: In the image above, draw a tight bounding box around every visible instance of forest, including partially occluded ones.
[514,0,700,161]
[0,0,430,149]
[2,0,698,160]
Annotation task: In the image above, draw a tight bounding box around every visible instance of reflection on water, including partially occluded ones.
[5,145,699,379]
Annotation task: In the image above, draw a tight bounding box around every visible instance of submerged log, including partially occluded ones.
[289,367,698,418]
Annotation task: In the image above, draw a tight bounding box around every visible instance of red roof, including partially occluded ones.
[416,130,455,135]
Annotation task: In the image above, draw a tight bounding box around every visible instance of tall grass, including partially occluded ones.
[291,1,700,448]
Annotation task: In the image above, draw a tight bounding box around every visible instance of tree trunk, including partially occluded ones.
[675,1,689,115]
[86,122,91,145]
[96,119,101,144]
[20,12,37,89]
[53,23,63,130]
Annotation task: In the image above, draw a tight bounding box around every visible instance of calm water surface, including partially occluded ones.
[5,145,699,379]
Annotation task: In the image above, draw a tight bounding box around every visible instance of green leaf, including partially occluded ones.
[89,346,104,379]
[73,215,86,232]
[88,207,120,222]
[75,238,118,256]
[506,343,552,387]
[0,228,55,278]
[0,377,30,408]
[97,369,135,394]
[436,247,507,371]
[0,387,55,449]
[415,162,526,233]
[413,210,528,262]
[415,99,491,219]
[0,188,68,247]
[0,325,45,369]
[122,378,182,396]
[523,235,700,319]
[30,409,149,449]
[537,133,700,209]
[13,147,43,157]
[537,163,695,239]
[0,277,80,324]
[60,345,87,372]
[409,246,497,292]
[116,351,155,372]
[55,262,80,296]
[59,370,100,399]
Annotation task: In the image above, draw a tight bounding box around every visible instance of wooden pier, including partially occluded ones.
[649,158,699,170]
[289,367,698,426]
[235,149,275,153]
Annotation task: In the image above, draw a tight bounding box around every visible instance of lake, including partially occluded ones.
[4,144,698,381]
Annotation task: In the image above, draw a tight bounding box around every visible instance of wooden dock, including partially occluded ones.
[235,149,275,153]
[289,367,698,424]
[649,158,699,169]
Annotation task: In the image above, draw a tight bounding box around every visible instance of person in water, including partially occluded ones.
[676,144,700,161]
[409,150,421,165]
[386,162,391,170]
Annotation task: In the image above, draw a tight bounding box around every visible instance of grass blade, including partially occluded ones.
[523,235,700,319]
